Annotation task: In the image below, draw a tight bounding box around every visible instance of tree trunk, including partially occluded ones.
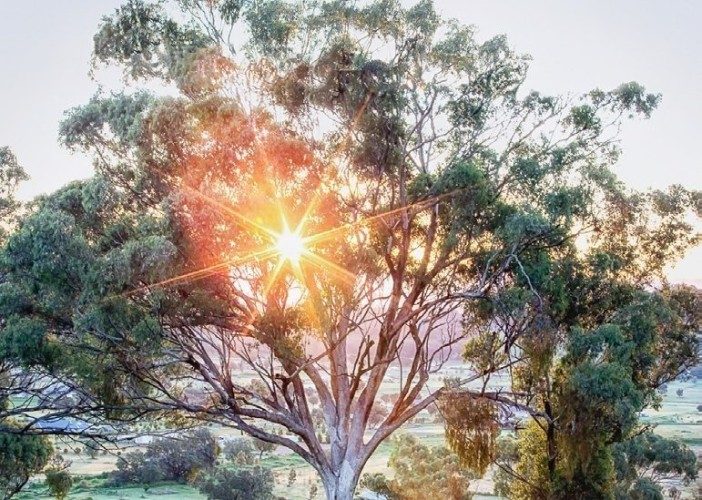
[545,400,557,481]
[321,461,360,500]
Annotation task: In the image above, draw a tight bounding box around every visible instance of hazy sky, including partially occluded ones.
[1,0,699,282]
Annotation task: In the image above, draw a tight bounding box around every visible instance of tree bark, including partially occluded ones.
[321,460,361,500]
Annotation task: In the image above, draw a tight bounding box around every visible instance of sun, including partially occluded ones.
[276,229,305,263]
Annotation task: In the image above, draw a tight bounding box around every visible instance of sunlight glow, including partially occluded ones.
[276,229,305,264]
[121,184,457,298]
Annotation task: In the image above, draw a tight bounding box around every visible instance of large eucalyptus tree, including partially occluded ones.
[1,1,698,498]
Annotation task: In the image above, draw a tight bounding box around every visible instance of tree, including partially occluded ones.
[0,147,26,242]
[252,437,276,459]
[1,1,698,499]
[367,402,390,429]
[0,431,53,499]
[83,444,99,459]
[44,469,73,500]
[460,225,700,496]
[0,149,55,500]
[113,429,219,485]
[359,433,474,500]
[223,438,256,464]
[612,432,697,499]
[287,468,297,487]
[0,149,115,437]
[197,466,275,500]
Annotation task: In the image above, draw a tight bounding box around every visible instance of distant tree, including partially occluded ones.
[112,450,163,486]
[83,444,99,460]
[287,468,297,487]
[144,429,219,481]
[45,469,72,500]
[222,438,255,463]
[366,403,389,430]
[112,429,218,485]
[197,466,274,500]
[308,482,319,500]
[360,434,474,500]
[676,388,684,397]
[252,438,276,459]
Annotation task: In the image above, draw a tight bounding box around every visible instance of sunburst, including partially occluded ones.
[122,183,461,297]
[276,229,305,263]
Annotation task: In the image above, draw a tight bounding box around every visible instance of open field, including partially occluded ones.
[16,370,702,499]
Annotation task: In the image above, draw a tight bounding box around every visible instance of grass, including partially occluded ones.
[18,480,204,500]
[17,373,702,499]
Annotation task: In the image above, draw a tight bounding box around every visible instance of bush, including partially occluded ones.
[83,445,99,459]
[252,438,276,459]
[222,438,255,463]
[45,469,73,500]
[197,466,274,500]
[112,451,164,485]
[111,428,219,486]
[0,431,53,499]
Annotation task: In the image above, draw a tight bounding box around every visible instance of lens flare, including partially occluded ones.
[276,229,305,263]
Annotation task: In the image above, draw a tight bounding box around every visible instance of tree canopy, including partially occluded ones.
[0,1,699,499]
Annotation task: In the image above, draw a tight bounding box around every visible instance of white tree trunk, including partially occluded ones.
[321,460,360,500]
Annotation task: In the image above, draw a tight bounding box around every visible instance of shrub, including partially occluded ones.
[197,466,274,500]
[110,428,218,486]
[45,469,73,500]
[0,431,53,499]
[252,438,276,459]
[222,438,255,463]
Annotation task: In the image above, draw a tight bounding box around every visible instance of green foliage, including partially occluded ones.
[93,0,209,82]
[2,1,700,498]
[440,391,499,475]
[497,421,553,499]
[251,437,276,458]
[0,147,27,242]
[483,275,699,498]
[612,432,697,498]
[222,438,255,464]
[0,431,53,499]
[111,429,219,485]
[361,433,475,500]
[196,465,274,500]
[44,469,73,500]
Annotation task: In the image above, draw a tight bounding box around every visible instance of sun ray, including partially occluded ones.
[263,254,288,298]
[119,183,470,303]
[121,246,279,296]
[303,196,432,246]
[302,251,356,285]
[182,184,279,241]
[295,190,321,235]
[302,188,467,248]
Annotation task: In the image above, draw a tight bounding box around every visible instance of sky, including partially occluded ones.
[0,0,699,283]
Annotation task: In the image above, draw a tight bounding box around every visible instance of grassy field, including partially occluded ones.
[17,371,702,499]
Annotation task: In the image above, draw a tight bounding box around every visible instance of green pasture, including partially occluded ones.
[17,372,702,499]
